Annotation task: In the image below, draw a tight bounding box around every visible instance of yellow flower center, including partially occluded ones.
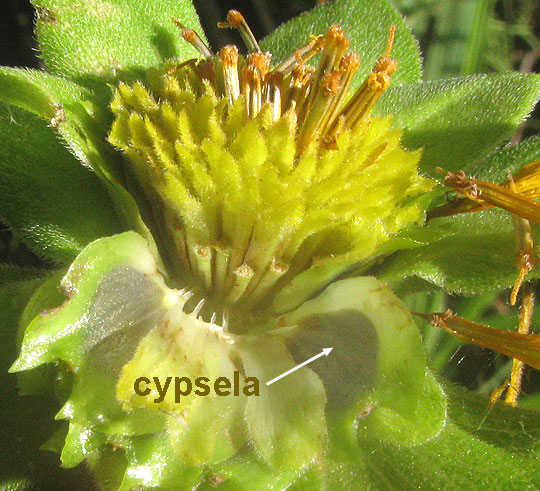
[108,12,432,326]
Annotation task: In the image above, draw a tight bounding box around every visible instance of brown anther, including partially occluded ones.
[218,10,260,53]
[235,263,254,278]
[247,52,271,78]
[264,71,283,121]
[193,59,216,83]
[242,64,263,117]
[220,46,240,105]
[324,24,349,52]
[181,29,197,43]
[430,309,454,328]
[243,65,262,86]
[220,45,239,67]
[446,170,468,184]
[290,64,313,86]
[374,57,398,76]
[282,63,312,114]
[442,170,480,199]
[366,72,387,92]
[321,134,338,150]
[266,70,283,87]
[321,70,342,96]
[225,9,244,28]
[319,24,350,71]
[196,245,210,258]
[340,52,361,72]
[271,259,289,274]
[172,17,213,59]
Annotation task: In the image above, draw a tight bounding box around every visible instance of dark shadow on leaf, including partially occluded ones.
[402,124,515,177]
[151,24,179,62]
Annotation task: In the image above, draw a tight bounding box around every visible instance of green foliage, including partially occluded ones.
[381,137,540,295]
[472,135,540,180]
[0,276,94,491]
[391,0,540,80]
[0,67,159,257]
[0,264,49,287]
[32,0,204,84]
[0,103,121,262]
[381,210,539,294]
[376,73,540,176]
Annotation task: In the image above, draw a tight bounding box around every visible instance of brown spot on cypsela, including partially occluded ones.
[208,473,227,486]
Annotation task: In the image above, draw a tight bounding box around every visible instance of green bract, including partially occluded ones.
[2,0,540,490]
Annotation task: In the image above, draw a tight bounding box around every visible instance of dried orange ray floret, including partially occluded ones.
[428,158,540,219]
[422,163,540,406]
[414,310,540,371]
[439,167,540,226]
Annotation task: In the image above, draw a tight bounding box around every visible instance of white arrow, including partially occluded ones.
[266,348,333,386]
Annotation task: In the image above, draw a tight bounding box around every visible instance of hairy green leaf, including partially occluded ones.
[376,73,540,176]
[32,0,204,83]
[380,209,540,295]
[0,264,49,287]
[356,383,540,488]
[0,67,89,122]
[0,278,94,490]
[359,420,540,488]
[471,135,540,181]
[0,67,161,253]
[0,103,121,262]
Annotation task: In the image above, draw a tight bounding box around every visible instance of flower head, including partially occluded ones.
[108,12,432,324]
